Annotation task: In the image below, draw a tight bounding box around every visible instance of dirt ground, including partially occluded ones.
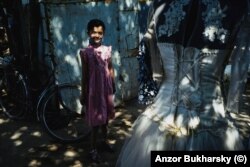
[0,87,250,167]
[0,98,146,167]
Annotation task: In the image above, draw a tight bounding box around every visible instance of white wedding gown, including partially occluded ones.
[116,0,250,166]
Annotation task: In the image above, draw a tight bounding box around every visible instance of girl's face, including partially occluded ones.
[88,26,104,45]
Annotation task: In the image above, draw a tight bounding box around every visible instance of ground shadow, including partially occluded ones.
[0,98,146,167]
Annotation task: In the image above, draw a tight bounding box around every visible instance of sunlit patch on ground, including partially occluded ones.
[0,98,146,167]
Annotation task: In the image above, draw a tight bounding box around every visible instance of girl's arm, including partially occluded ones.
[108,59,116,94]
[80,50,88,104]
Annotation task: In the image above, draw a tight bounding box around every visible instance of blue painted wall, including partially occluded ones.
[39,0,152,105]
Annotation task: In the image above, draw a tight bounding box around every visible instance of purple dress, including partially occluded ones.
[80,45,114,127]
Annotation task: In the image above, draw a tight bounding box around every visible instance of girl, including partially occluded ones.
[80,19,115,163]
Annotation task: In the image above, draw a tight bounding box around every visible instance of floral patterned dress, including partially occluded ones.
[116,0,250,166]
[80,45,114,127]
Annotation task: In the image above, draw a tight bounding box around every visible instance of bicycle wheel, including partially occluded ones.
[36,84,57,121]
[41,83,91,143]
[0,67,29,119]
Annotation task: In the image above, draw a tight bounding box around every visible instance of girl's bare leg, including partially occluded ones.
[101,124,108,142]
[91,126,99,150]
[89,126,102,163]
[101,123,114,152]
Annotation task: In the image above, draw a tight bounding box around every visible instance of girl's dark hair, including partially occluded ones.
[87,19,106,33]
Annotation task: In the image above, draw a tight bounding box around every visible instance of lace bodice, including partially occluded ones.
[138,0,250,115]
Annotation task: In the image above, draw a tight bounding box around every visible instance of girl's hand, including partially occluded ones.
[80,95,86,105]
[112,80,116,94]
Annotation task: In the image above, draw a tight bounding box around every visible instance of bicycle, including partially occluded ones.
[0,52,91,143]
[31,55,91,143]
[0,5,29,120]
[40,82,91,143]
[0,56,29,119]
[0,4,91,143]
